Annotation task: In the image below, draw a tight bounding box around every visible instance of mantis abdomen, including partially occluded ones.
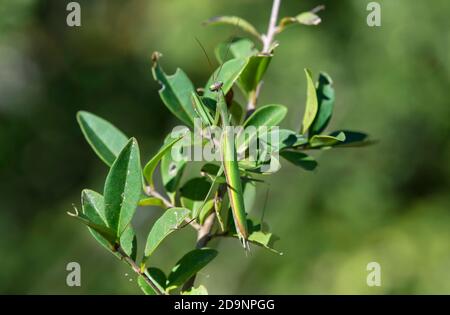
[217,90,249,248]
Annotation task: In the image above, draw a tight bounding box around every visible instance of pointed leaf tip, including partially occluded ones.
[76,111,128,166]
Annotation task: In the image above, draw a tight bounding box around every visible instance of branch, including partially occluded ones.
[262,0,282,53]
[247,0,281,112]
[116,246,166,295]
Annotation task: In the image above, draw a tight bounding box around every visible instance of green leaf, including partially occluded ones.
[82,189,138,260]
[198,199,215,225]
[215,42,229,64]
[180,177,213,218]
[143,135,184,189]
[203,58,248,100]
[119,225,138,261]
[192,91,213,126]
[68,209,117,246]
[152,52,198,127]
[161,134,187,201]
[239,55,272,94]
[248,231,281,254]
[228,219,281,254]
[167,248,218,290]
[238,105,288,155]
[201,163,221,177]
[296,12,322,25]
[309,132,345,148]
[138,197,166,208]
[310,73,335,136]
[71,195,138,260]
[147,267,167,289]
[243,104,287,128]
[280,150,317,171]
[293,134,309,147]
[138,267,167,295]
[279,10,322,32]
[301,69,319,134]
[264,129,298,152]
[137,276,155,295]
[230,38,258,59]
[144,207,190,258]
[77,111,128,167]
[215,38,257,65]
[230,101,244,125]
[182,285,208,295]
[329,130,372,147]
[243,181,257,212]
[204,16,262,41]
[81,189,107,227]
[104,138,142,237]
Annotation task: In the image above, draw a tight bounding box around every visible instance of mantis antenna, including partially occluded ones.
[195,37,215,78]
[208,18,241,92]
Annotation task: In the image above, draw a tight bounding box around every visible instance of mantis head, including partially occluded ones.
[209,81,223,92]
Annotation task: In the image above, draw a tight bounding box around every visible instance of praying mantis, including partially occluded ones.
[209,80,249,249]
[193,23,250,249]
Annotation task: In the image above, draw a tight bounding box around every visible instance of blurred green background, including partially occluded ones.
[1,0,449,294]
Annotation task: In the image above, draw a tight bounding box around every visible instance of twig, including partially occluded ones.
[262,0,282,53]
[246,81,263,114]
[247,0,281,112]
[116,246,166,295]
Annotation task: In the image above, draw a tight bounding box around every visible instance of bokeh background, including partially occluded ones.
[1,0,449,294]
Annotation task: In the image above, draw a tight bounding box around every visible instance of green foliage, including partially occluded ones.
[144,207,191,260]
[309,132,346,148]
[278,6,324,32]
[203,58,248,99]
[280,151,318,171]
[239,55,272,94]
[180,177,212,218]
[138,268,167,295]
[77,111,128,166]
[152,52,198,128]
[310,72,335,136]
[160,135,187,202]
[182,285,208,295]
[138,197,166,208]
[244,104,287,128]
[167,249,218,291]
[143,135,184,189]
[71,2,370,295]
[104,138,142,237]
[81,189,137,259]
[204,16,262,41]
[301,69,319,134]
